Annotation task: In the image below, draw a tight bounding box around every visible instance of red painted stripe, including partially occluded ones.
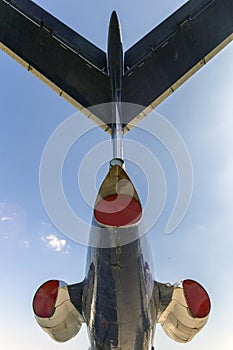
[183,279,211,318]
[33,280,59,318]
[94,194,142,227]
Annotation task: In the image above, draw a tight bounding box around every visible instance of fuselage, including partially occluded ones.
[32,160,211,348]
[83,227,155,350]
[82,163,156,350]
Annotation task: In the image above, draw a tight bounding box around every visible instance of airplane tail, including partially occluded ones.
[32,280,85,342]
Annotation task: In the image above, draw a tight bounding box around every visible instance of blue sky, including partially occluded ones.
[0,0,233,349]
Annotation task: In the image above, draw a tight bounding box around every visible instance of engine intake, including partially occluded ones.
[33,280,84,342]
[158,279,211,343]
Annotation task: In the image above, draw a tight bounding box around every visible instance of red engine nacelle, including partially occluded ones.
[33,280,84,343]
[158,279,211,343]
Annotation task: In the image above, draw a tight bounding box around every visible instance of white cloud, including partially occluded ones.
[0,202,27,237]
[41,233,70,254]
[1,216,14,222]
[24,240,30,248]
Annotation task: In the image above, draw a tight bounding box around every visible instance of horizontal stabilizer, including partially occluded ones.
[0,0,111,131]
[122,0,233,130]
[0,0,232,133]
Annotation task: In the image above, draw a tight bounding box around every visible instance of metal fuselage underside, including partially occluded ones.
[83,225,155,350]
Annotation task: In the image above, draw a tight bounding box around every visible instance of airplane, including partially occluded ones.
[1,0,233,348]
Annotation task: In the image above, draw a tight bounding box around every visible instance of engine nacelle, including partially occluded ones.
[33,280,84,342]
[159,279,211,343]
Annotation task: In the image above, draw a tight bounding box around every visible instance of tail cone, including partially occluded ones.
[94,164,142,227]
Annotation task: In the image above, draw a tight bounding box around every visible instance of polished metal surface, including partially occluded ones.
[111,103,124,160]
[83,231,155,350]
